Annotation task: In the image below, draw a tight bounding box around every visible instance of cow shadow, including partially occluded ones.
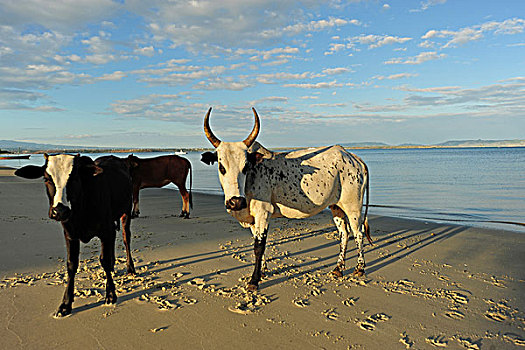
[260,221,468,289]
[70,218,468,315]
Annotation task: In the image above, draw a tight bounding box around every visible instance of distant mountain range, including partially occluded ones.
[1,139,524,153]
[340,139,525,149]
[0,140,99,152]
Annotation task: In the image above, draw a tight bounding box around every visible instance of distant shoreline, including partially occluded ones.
[3,143,525,154]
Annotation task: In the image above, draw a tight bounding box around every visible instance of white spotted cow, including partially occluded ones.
[200,107,372,291]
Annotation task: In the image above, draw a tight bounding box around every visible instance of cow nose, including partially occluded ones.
[50,204,71,221]
[225,196,247,211]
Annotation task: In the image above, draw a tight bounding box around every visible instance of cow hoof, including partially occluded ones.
[131,212,139,219]
[54,304,72,318]
[246,284,258,292]
[331,269,343,278]
[105,293,117,305]
[353,268,365,277]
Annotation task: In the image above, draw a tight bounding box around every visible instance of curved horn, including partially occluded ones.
[243,107,260,147]
[203,107,221,148]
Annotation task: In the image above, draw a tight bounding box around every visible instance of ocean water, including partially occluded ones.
[3,147,524,232]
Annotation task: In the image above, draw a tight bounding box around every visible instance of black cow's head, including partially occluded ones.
[200,107,264,212]
[15,154,102,222]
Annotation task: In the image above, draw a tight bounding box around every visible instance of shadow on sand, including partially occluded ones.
[72,217,468,315]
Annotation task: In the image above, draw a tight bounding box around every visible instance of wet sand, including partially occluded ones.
[1,169,524,349]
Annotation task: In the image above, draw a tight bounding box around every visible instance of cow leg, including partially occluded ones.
[100,233,117,305]
[247,206,272,291]
[247,231,267,292]
[131,184,140,218]
[176,184,190,218]
[261,254,268,277]
[329,205,351,278]
[55,236,80,317]
[121,214,136,275]
[347,211,366,277]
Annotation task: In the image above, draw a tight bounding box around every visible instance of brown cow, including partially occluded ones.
[128,154,193,218]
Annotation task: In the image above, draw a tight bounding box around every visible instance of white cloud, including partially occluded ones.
[267,17,354,38]
[134,46,156,57]
[322,67,351,75]
[311,103,346,107]
[422,18,525,48]
[347,34,413,49]
[384,51,446,65]
[256,72,311,84]
[411,0,447,12]
[108,93,188,121]
[0,0,121,31]
[373,73,418,80]
[356,78,525,116]
[283,80,343,89]
[249,96,289,105]
[235,46,300,60]
[127,1,351,52]
[95,71,126,82]
[195,77,253,91]
[0,88,62,111]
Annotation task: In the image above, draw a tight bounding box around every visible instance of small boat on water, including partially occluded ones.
[0,155,31,160]
[174,150,187,155]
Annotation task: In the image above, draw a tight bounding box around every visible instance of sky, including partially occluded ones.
[0,0,524,148]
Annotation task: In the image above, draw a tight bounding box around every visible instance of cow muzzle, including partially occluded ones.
[49,203,71,222]
[225,196,247,211]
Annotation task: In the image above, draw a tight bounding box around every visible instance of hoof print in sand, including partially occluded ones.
[359,320,376,331]
[503,333,525,347]
[358,313,391,332]
[399,332,413,349]
[292,298,310,308]
[149,326,168,333]
[322,308,339,320]
[342,297,358,307]
[187,278,206,290]
[425,335,448,347]
[228,303,254,315]
[444,310,465,320]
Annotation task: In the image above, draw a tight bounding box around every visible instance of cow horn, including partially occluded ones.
[204,107,221,148]
[243,107,260,147]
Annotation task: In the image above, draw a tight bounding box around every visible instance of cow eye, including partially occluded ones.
[219,163,226,175]
[242,163,249,174]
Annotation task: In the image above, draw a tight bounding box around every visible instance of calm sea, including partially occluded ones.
[2,147,524,233]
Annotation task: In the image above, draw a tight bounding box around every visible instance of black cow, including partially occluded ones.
[15,154,136,317]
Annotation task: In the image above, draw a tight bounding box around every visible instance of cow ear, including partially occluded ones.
[81,164,103,176]
[14,165,45,179]
[78,156,103,176]
[127,154,139,168]
[201,151,218,165]
[248,152,264,165]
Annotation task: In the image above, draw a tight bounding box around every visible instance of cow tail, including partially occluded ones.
[362,163,373,246]
[188,161,193,210]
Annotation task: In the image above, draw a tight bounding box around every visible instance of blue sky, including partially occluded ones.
[0,0,524,148]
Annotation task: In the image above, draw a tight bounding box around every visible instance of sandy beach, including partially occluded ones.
[0,167,524,349]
